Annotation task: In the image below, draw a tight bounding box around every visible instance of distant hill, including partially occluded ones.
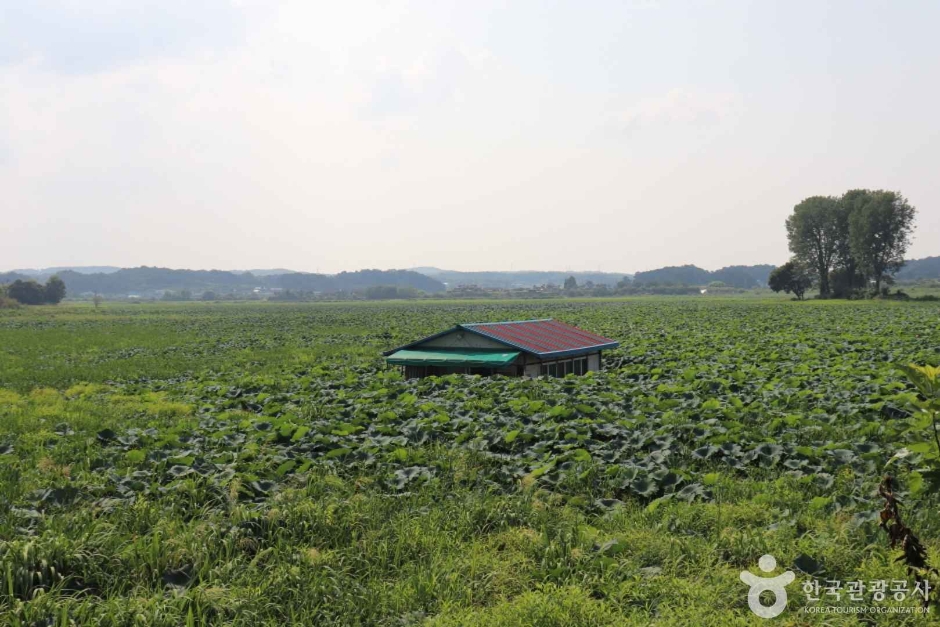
[55,268,256,295]
[237,269,298,277]
[633,264,776,288]
[276,269,445,293]
[712,265,776,288]
[632,257,940,288]
[0,267,445,297]
[11,266,121,278]
[4,257,938,299]
[410,268,632,289]
[409,267,446,276]
[0,272,33,284]
[896,256,940,281]
[633,265,712,286]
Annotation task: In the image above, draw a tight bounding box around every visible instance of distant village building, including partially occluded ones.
[384,319,618,379]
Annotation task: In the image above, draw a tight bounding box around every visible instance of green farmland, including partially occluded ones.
[1,299,939,625]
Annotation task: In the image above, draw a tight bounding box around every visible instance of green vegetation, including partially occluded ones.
[767,262,813,301]
[3,276,66,305]
[895,364,940,496]
[782,189,916,298]
[1,299,939,625]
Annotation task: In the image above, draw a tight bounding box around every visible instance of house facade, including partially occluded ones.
[383,319,618,378]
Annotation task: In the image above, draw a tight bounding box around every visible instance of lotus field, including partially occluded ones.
[1,299,939,626]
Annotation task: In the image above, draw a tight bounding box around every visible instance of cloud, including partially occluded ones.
[363,47,481,118]
[615,88,744,130]
[0,1,245,74]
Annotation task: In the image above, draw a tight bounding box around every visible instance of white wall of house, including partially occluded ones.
[523,352,599,377]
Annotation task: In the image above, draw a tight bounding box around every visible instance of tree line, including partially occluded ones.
[1,276,67,305]
[771,189,916,299]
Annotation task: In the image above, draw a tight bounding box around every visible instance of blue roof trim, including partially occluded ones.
[529,343,619,359]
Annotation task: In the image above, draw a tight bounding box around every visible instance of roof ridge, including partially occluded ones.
[462,318,552,327]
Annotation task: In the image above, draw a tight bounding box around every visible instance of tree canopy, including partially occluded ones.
[768,262,813,300]
[783,189,916,298]
[848,191,916,293]
[785,196,842,297]
[5,276,67,305]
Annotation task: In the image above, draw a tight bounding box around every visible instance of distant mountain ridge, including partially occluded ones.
[410,268,633,289]
[11,266,297,280]
[895,256,940,281]
[3,258,938,298]
[12,266,122,276]
[0,267,444,297]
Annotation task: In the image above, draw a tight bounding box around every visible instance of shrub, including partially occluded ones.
[0,295,21,309]
[4,276,67,305]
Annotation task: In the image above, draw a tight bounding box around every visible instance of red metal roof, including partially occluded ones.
[461,319,618,357]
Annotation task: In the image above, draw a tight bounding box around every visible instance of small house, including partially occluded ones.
[384,319,618,378]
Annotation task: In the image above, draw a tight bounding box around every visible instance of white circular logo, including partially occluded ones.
[740,554,796,619]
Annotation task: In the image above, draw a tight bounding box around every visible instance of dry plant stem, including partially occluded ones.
[932,412,940,459]
[878,475,938,610]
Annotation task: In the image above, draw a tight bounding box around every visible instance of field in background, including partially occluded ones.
[1,299,939,625]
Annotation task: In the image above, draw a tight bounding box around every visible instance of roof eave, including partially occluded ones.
[531,342,620,359]
[386,349,522,367]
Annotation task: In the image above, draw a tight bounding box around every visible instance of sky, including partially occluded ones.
[2,0,938,274]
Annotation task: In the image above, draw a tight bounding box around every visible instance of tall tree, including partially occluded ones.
[563,276,578,290]
[44,276,66,304]
[768,261,813,301]
[848,190,916,293]
[835,190,871,290]
[785,196,842,297]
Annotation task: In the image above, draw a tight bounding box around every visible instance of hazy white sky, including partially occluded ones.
[2,1,938,273]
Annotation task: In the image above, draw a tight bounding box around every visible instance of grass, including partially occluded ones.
[1,299,939,625]
[2,448,934,625]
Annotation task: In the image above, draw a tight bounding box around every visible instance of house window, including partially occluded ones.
[539,358,589,377]
[575,357,588,375]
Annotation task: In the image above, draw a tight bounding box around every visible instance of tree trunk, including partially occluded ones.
[818,264,830,297]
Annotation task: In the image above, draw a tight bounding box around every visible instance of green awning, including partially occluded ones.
[386,349,521,367]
